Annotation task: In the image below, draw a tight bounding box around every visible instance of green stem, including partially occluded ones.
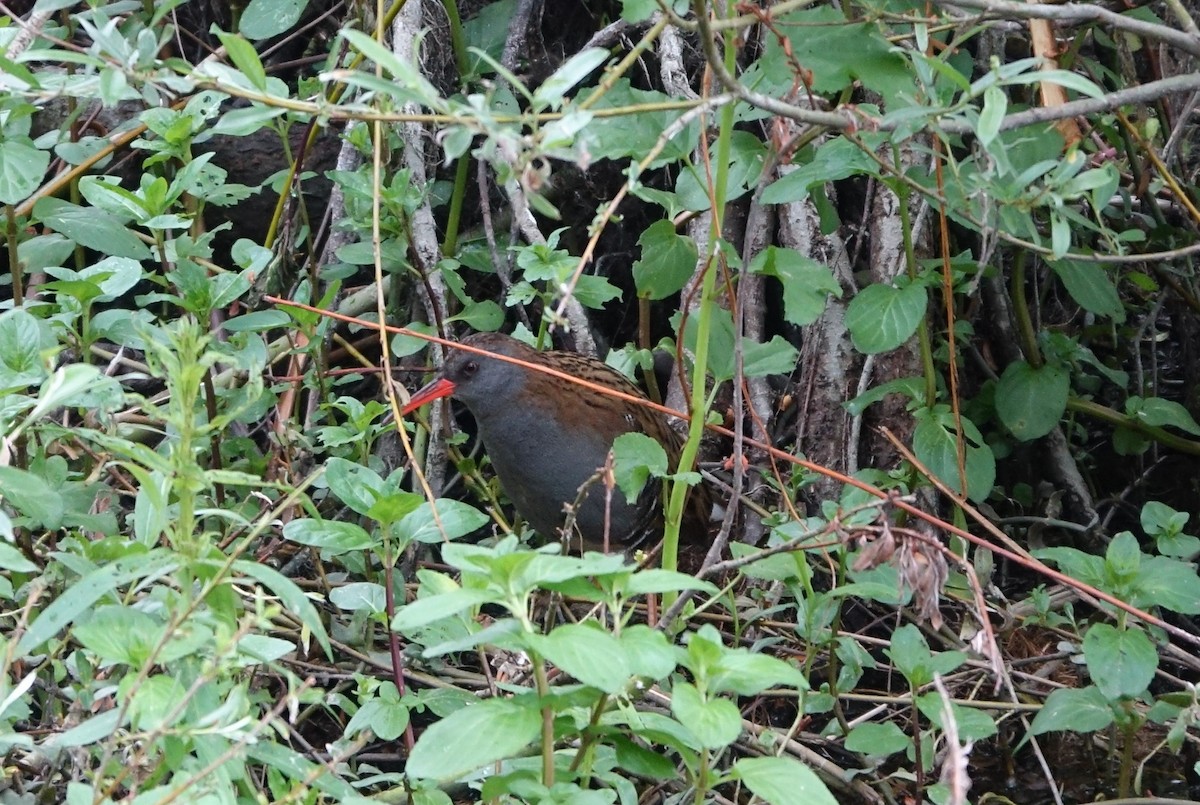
[893,145,937,406]
[664,0,737,584]
[1009,249,1042,367]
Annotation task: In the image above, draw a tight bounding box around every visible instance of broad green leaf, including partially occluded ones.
[912,414,995,502]
[1082,624,1157,700]
[1029,686,1113,735]
[329,582,387,614]
[748,247,840,326]
[0,466,64,529]
[17,551,177,655]
[281,518,375,555]
[33,198,152,260]
[0,309,48,388]
[845,722,909,756]
[742,336,800,378]
[406,697,542,780]
[761,136,881,205]
[611,432,667,503]
[916,693,998,740]
[633,220,697,300]
[1128,396,1200,436]
[670,682,741,749]
[532,47,608,109]
[0,138,49,204]
[846,282,926,354]
[239,0,307,40]
[398,500,489,544]
[392,588,493,632]
[0,542,36,573]
[734,756,838,805]
[232,560,333,659]
[324,457,390,515]
[710,652,809,696]
[531,623,631,693]
[995,361,1069,440]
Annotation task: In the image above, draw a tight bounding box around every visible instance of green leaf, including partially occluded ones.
[1049,260,1124,322]
[1128,396,1200,436]
[1083,624,1157,700]
[846,282,927,354]
[710,652,809,696]
[282,518,375,555]
[17,551,177,656]
[0,542,36,573]
[632,220,697,300]
[32,198,152,260]
[670,682,741,749]
[324,457,390,515]
[748,247,840,326]
[611,432,668,503]
[0,309,48,388]
[845,722,909,756]
[329,582,387,614]
[532,47,608,109]
[761,136,881,205]
[742,336,800,378]
[212,33,268,92]
[734,756,838,805]
[398,500,489,544]
[406,697,542,780]
[1029,686,1113,735]
[977,85,1006,147]
[239,0,307,40]
[0,137,49,205]
[0,466,64,529]
[912,412,995,502]
[531,622,630,693]
[232,560,333,659]
[916,693,998,740]
[995,361,1070,440]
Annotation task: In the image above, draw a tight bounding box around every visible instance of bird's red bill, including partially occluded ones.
[402,377,456,415]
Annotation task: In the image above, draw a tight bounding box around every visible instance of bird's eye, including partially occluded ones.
[463,360,479,376]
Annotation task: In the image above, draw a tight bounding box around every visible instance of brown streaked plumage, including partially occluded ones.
[403,332,711,551]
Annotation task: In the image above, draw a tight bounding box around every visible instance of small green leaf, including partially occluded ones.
[33,198,152,260]
[846,282,927,354]
[406,697,542,780]
[0,137,49,205]
[531,622,630,693]
[845,722,909,756]
[532,47,608,109]
[1128,396,1200,436]
[239,0,307,40]
[670,682,741,749]
[214,30,268,89]
[611,432,668,503]
[995,361,1069,440]
[1083,624,1157,700]
[282,518,376,555]
[1048,260,1125,322]
[977,85,1006,147]
[734,756,839,805]
[632,220,697,300]
[748,247,840,326]
[1029,686,1113,735]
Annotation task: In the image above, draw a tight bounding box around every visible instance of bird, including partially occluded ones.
[401,332,711,552]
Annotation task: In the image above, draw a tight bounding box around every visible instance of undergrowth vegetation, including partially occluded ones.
[1,0,1199,803]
